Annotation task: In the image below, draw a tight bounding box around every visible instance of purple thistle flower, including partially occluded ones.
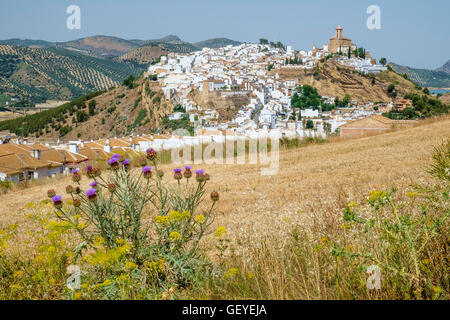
[108,157,119,165]
[89,181,97,188]
[85,188,97,197]
[72,168,79,174]
[142,166,152,179]
[142,166,152,173]
[173,168,182,173]
[121,159,130,166]
[112,154,121,158]
[52,195,63,209]
[52,195,62,203]
[195,169,205,175]
[86,165,93,172]
[185,166,192,170]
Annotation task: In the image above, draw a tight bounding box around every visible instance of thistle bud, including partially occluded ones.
[108,183,116,193]
[210,190,219,202]
[47,189,56,198]
[139,157,147,167]
[146,148,157,161]
[157,169,164,178]
[73,198,81,208]
[66,185,74,194]
[72,173,81,183]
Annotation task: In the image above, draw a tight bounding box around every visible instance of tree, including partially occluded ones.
[387,84,396,95]
[259,38,268,45]
[348,48,351,59]
[306,119,314,129]
[379,57,387,65]
[123,75,136,89]
[88,100,97,116]
[343,94,352,106]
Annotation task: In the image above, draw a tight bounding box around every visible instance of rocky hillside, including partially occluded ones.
[188,89,251,122]
[0,78,173,140]
[0,45,144,103]
[272,60,422,103]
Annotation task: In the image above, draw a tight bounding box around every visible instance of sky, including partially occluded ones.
[0,0,448,69]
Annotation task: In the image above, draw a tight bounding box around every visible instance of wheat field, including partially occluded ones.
[1,117,449,244]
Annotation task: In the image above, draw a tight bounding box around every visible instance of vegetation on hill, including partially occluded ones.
[0,45,144,103]
[384,92,449,120]
[389,63,450,88]
[436,59,450,74]
[0,77,173,140]
[194,38,242,49]
[0,91,104,137]
[291,85,336,112]
[273,60,422,104]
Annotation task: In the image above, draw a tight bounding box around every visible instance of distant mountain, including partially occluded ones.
[0,35,245,58]
[194,38,242,49]
[58,36,140,58]
[389,63,450,88]
[0,39,54,48]
[0,45,144,103]
[436,59,450,74]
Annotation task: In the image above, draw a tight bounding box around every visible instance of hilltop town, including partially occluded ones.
[0,26,447,183]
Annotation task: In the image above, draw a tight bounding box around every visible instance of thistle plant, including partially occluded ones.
[49,148,219,289]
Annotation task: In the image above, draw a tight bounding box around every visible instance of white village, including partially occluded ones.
[1,26,414,183]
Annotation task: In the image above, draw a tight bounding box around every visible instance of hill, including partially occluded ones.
[436,59,450,74]
[0,39,54,48]
[115,45,169,67]
[389,62,450,88]
[272,60,422,103]
[0,45,145,103]
[194,38,242,49]
[0,35,245,58]
[59,36,140,58]
[0,77,173,140]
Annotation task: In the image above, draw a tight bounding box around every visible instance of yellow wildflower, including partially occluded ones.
[125,261,137,270]
[406,192,419,199]
[77,222,86,230]
[214,226,227,238]
[194,214,206,224]
[169,231,181,242]
[102,279,112,287]
[73,292,82,300]
[154,216,169,225]
[13,270,23,278]
[223,267,239,280]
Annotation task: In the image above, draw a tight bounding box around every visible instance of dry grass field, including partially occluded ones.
[4,118,448,242]
[0,116,448,300]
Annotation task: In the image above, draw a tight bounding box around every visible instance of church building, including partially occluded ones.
[328,25,356,54]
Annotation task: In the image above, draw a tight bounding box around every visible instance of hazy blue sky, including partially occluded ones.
[0,0,448,69]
